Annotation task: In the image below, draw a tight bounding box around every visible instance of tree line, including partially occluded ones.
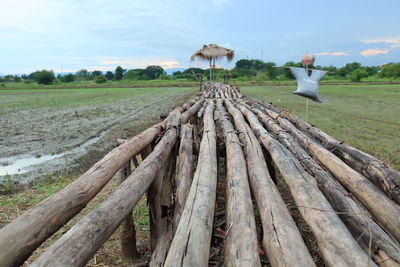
[1,60,400,85]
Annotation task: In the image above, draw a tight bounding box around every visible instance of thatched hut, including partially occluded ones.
[191,44,234,81]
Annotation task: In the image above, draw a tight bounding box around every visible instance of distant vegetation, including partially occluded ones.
[1,60,400,87]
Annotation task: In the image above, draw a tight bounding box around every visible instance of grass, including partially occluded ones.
[0,86,196,111]
[241,84,400,170]
[2,76,399,90]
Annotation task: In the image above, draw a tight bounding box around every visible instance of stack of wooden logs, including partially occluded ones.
[0,82,399,267]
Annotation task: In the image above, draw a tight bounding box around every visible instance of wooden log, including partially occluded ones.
[147,158,169,253]
[149,146,178,267]
[30,111,182,267]
[116,160,139,259]
[239,105,375,267]
[174,124,194,228]
[215,100,261,267]
[253,102,400,204]
[160,112,169,120]
[223,100,315,267]
[250,106,400,264]
[0,121,166,267]
[164,101,217,267]
[181,99,204,124]
[271,113,400,242]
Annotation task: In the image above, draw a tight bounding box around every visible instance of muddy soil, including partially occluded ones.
[0,90,195,186]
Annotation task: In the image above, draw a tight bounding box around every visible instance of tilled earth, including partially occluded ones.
[0,88,196,186]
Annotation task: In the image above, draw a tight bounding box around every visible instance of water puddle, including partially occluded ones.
[0,130,108,176]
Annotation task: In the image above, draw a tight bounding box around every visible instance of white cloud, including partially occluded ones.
[361,37,400,44]
[316,52,349,56]
[360,48,390,56]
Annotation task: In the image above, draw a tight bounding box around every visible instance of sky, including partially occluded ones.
[0,0,399,74]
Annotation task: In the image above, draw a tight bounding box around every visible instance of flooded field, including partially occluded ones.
[0,87,196,185]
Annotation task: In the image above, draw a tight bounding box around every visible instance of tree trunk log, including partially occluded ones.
[164,101,217,267]
[271,112,400,242]
[149,146,178,267]
[117,160,139,259]
[174,124,194,229]
[240,105,375,267]
[253,101,400,204]
[250,106,400,264]
[30,111,182,267]
[215,100,261,267]
[224,100,315,267]
[181,99,204,124]
[0,122,166,267]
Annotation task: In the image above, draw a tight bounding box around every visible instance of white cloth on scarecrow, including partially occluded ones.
[289,67,327,102]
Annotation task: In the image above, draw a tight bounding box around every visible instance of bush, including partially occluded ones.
[30,70,55,85]
[379,63,400,78]
[94,75,107,83]
[60,74,76,83]
[350,69,368,82]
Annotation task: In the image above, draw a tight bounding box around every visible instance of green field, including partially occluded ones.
[0,86,196,110]
[241,84,400,170]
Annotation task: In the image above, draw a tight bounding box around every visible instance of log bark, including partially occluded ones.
[174,124,194,228]
[240,105,375,267]
[271,112,400,242]
[254,102,400,204]
[223,100,315,267]
[250,106,400,264]
[164,101,217,267]
[116,160,139,259]
[215,100,261,267]
[149,146,178,267]
[0,122,165,267]
[181,99,205,124]
[30,111,182,267]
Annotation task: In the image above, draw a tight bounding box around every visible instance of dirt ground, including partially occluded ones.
[0,87,196,186]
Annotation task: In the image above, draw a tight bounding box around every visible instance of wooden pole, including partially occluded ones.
[174,124,194,228]
[240,105,375,267]
[116,159,139,259]
[224,100,315,267]
[0,121,166,267]
[149,146,178,267]
[278,107,400,204]
[164,101,217,267]
[215,99,261,267]
[251,106,400,263]
[273,113,400,242]
[30,110,182,267]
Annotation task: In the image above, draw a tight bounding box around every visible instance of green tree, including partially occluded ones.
[76,69,90,80]
[60,74,75,83]
[143,65,165,79]
[350,68,368,82]
[235,59,253,69]
[30,70,55,85]
[379,63,400,78]
[263,62,277,79]
[94,75,107,83]
[337,62,362,77]
[115,66,124,80]
[91,70,102,78]
[105,71,114,80]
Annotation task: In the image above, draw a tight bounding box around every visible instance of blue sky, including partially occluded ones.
[1,0,399,74]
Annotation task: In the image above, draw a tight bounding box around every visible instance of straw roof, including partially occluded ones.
[190,44,235,62]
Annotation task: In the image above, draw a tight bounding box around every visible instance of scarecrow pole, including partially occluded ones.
[306,98,309,121]
[302,54,314,122]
